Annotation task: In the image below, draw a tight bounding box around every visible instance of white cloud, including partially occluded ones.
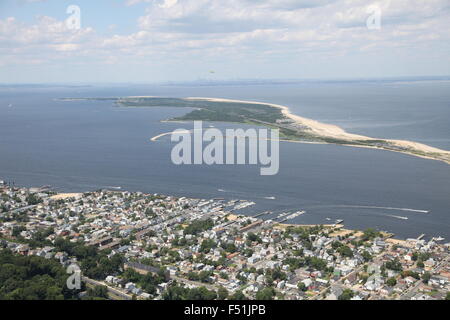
[0,14,98,68]
[0,15,93,46]
[1,0,449,80]
[106,0,447,62]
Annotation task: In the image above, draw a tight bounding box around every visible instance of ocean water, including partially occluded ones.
[0,81,449,240]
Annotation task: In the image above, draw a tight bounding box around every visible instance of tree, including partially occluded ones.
[331,241,343,250]
[385,258,403,272]
[243,248,254,258]
[361,251,372,262]
[230,290,247,300]
[222,242,237,253]
[53,238,123,280]
[362,228,381,241]
[217,286,229,300]
[446,292,450,300]
[297,282,307,292]
[200,239,216,253]
[87,285,108,299]
[422,272,431,284]
[26,194,42,205]
[184,219,214,235]
[401,270,420,280]
[247,232,262,243]
[255,287,276,300]
[145,207,156,218]
[338,289,354,300]
[163,284,216,300]
[12,226,26,237]
[219,272,229,280]
[386,277,397,287]
[198,270,213,283]
[0,250,80,300]
[337,245,353,258]
[0,204,9,213]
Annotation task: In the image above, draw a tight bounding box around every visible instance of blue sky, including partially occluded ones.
[1,0,450,83]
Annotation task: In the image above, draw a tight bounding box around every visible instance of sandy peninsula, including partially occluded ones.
[183,97,450,165]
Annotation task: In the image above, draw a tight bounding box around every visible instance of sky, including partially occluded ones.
[1,0,450,83]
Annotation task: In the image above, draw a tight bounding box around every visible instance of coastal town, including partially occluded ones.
[1,180,449,301]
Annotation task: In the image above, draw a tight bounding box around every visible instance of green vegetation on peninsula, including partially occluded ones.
[60,96,450,165]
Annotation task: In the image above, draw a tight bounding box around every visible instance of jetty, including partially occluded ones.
[252,211,272,218]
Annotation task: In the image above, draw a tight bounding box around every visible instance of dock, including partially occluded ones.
[252,211,271,218]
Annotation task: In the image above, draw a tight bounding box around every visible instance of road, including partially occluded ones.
[82,276,133,300]
[310,254,388,300]
[171,275,218,291]
[399,255,450,299]
[10,205,36,214]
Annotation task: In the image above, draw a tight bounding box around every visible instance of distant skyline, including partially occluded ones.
[1,0,450,83]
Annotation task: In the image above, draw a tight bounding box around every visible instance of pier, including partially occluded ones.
[252,211,271,218]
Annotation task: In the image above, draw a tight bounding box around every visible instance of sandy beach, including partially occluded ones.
[184,96,370,139]
[183,97,450,164]
[50,193,83,200]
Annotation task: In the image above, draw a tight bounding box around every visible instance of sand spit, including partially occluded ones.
[183,97,450,164]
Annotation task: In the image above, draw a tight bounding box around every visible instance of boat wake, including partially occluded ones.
[386,214,409,220]
[331,205,429,214]
[105,186,122,190]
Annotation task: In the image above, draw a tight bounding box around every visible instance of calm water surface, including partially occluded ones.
[0,81,449,240]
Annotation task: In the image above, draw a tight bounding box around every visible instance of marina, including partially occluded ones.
[277,210,306,223]
[1,83,450,241]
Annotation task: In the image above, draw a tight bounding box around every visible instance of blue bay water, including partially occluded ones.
[0,81,449,240]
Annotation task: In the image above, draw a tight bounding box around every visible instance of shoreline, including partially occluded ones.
[65,95,450,164]
[2,178,444,242]
[149,128,448,164]
[182,97,450,165]
[46,191,435,242]
[274,222,447,245]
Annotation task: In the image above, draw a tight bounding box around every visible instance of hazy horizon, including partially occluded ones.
[2,75,450,86]
[1,0,450,83]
